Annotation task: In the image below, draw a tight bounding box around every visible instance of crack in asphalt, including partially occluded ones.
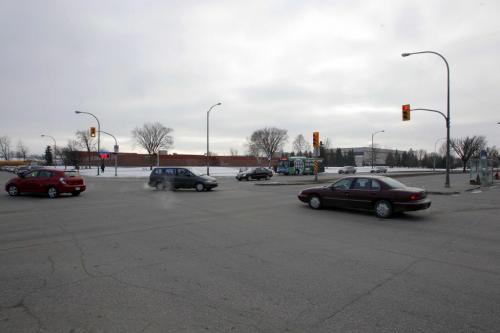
[1,297,44,332]
[313,256,425,328]
[55,224,97,278]
[47,256,56,275]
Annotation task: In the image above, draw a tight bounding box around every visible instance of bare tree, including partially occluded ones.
[16,140,29,161]
[451,135,487,172]
[292,134,309,155]
[76,130,96,169]
[323,138,331,150]
[132,122,174,169]
[0,136,11,160]
[229,148,238,156]
[248,127,288,166]
[61,140,81,168]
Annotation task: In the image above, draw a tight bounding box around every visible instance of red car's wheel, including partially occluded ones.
[47,187,59,199]
[7,185,19,196]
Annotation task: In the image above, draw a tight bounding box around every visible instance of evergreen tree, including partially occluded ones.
[394,150,401,167]
[346,149,356,165]
[334,148,343,166]
[385,152,395,167]
[44,145,53,166]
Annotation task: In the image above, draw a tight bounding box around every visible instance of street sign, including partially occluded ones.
[158,150,168,155]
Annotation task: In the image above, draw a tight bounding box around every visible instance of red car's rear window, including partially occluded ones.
[64,171,79,177]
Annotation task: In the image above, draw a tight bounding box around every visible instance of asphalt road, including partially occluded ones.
[1,172,499,332]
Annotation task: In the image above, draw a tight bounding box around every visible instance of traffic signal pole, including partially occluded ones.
[409,107,449,180]
[313,132,319,182]
[401,51,451,188]
[75,111,101,175]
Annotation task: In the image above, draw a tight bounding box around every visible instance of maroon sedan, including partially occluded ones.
[298,175,431,218]
[5,169,86,198]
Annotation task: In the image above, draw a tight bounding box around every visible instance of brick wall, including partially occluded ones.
[78,152,277,168]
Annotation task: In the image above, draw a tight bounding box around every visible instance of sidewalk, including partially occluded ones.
[257,172,495,195]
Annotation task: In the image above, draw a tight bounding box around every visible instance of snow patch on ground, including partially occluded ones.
[54,166,445,178]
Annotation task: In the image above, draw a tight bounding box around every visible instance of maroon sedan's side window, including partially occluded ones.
[353,178,370,190]
[353,178,381,191]
[371,180,381,191]
[333,178,353,190]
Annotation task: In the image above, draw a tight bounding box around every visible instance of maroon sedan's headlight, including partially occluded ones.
[59,177,66,184]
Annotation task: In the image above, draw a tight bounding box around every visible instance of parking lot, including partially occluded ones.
[1,171,500,332]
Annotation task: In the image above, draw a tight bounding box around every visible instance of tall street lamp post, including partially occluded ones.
[402,51,451,188]
[206,102,221,176]
[41,134,57,165]
[371,130,384,168]
[99,130,118,177]
[75,110,101,176]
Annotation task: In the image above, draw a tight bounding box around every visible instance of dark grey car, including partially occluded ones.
[236,168,273,181]
[148,167,218,192]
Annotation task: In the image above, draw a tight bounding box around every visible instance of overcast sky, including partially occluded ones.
[1,0,499,156]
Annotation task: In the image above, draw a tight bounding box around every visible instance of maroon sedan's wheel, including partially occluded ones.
[308,195,322,210]
[7,185,19,196]
[374,200,392,218]
[47,187,59,199]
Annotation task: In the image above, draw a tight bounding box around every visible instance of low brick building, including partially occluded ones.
[77,152,277,168]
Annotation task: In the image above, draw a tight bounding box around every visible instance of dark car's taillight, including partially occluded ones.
[409,192,425,200]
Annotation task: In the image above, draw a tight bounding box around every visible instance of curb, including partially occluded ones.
[426,191,461,195]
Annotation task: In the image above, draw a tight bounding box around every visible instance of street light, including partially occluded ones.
[75,110,101,176]
[433,137,447,171]
[402,51,451,188]
[206,102,221,176]
[371,130,385,168]
[99,130,118,177]
[41,134,57,165]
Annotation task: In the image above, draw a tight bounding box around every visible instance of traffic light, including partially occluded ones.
[313,131,319,148]
[402,104,411,121]
[90,127,96,137]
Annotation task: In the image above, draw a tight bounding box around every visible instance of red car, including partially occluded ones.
[298,175,431,218]
[5,169,86,198]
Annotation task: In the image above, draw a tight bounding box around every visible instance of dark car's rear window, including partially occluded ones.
[383,177,406,189]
